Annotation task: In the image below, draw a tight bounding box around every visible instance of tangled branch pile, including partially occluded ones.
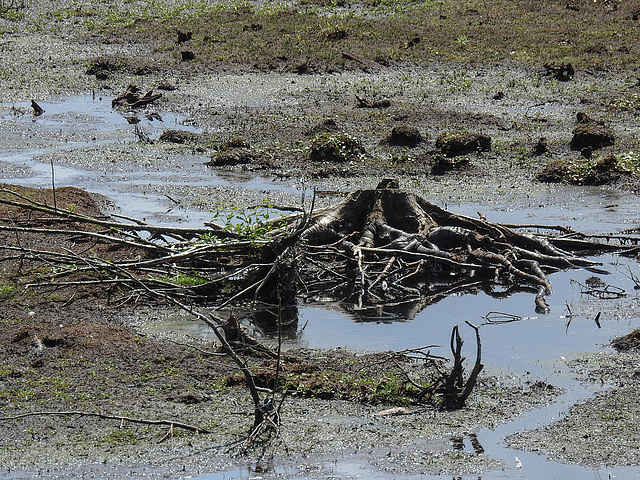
[0,184,634,317]
[292,186,628,315]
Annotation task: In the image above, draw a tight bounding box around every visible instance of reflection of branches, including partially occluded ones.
[621,265,640,290]
[570,279,626,299]
[483,311,525,324]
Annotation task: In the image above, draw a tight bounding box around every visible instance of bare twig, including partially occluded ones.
[0,411,210,434]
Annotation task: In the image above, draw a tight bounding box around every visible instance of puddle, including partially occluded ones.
[3,95,640,480]
[159,254,640,480]
[0,96,304,227]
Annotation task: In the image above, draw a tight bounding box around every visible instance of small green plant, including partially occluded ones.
[202,377,229,395]
[610,93,640,111]
[204,203,283,244]
[169,272,209,286]
[308,132,366,163]
[100,427,142,448]
[0,0,27,19]
[441,71,473,92]
[0,280,16,300]
[539,152,640,185]
[616,151,640,175]
[455,34,468,50]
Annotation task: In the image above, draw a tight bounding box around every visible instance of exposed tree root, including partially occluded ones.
[292,187,619,314]
[0,184,635,317]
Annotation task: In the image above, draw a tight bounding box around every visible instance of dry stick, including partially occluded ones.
[50,159,56,212]
[0,190,213,240]
[252,194,318,302]
[502,223,577,234]
[0,218,163,252]
[390,357,426,391]
[440,325,464,410]
[0,411,210,434]
[393,260,425,285]
[252,246,291,302]
[359,246,484,270]
[622,265,640,288]
[14,246,190,294]
[303,256,352,281]
[216,277,268,311]
[369,255,396,290]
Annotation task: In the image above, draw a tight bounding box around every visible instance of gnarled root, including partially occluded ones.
[294,187,609,314]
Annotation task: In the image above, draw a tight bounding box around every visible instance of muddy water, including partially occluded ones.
[3,96,640,480]
[0,95,300,227]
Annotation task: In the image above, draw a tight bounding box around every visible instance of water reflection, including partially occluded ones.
[302,282,543,323]
[4,95,640,480]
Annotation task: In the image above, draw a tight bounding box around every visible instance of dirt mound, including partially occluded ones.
[612,329,640,351]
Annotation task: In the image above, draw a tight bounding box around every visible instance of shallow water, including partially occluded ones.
[3,95,640,480]
[0,96,297,226]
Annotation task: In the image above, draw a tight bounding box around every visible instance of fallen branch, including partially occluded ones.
[0,410,210,434]
[3,184,632,318]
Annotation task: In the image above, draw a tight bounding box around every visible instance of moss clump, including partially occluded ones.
[570,123,615,151]
[435,131,491,157]
[612,328,640,352]
[538,153,640,185]
[158,129,199,144]
[308,133,366,163]
[380,125,423,148]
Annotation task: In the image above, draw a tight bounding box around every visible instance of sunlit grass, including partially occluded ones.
[19,0,640,70]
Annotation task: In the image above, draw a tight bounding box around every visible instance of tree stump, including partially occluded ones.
[291,186,604,314]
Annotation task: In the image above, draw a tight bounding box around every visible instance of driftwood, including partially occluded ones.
[355,94,391,109]
[112,85,162,109]
[0,410,210,435]
[341,51,391,72]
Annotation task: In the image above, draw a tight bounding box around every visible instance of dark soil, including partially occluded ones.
[612,328,640,352]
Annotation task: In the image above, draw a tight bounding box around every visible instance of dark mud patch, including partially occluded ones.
[86,55,158,80]
[612,328,640,352]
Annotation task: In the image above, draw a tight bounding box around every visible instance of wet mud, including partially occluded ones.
[3,2,640,479]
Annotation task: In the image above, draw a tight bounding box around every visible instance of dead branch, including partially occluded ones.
[438,321,483,410]
[4,184,633,320]
[0,410,210,434]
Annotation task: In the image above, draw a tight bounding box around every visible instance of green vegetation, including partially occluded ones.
[610,93,640,111]
[538,151,640,186]
[168,272,209,286]
[100,426,146,448]
[0,279,16,300]
[280,368,432,405]
[12,0,637,71]
[0,0,26,19]
[308,132,366,163]
[204,203,284,244]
